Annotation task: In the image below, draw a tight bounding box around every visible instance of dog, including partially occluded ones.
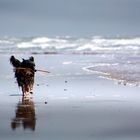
[10,56,36,96]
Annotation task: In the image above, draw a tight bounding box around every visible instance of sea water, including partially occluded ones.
[0,36,140,86]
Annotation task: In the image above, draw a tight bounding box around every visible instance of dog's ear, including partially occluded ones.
[29,56,34,62]
[10,55,21,67]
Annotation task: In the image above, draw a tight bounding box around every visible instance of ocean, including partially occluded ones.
[1,36,140,54]
[0,36,140,86]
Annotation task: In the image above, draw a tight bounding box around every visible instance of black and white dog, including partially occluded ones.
[10,56,36,96]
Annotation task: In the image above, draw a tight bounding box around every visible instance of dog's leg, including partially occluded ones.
[22,85,28,97]
[23,91,29,97]
[29,83,34,94]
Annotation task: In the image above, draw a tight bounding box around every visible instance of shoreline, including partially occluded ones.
[83,64,140,88]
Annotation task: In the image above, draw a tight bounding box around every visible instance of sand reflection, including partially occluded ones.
[11,97,36,131]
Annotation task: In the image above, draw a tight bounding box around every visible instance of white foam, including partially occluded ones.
[62,61,73,65]
[0,40,13,44]
[32,37,52,43]
[1,36,140,54]
[17,42,37,48]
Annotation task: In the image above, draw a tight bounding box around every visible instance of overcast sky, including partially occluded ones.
[0,0,140,37]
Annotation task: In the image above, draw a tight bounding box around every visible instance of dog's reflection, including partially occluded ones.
[11,97,36,131]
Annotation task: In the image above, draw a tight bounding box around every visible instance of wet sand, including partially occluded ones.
[0,54,140,140]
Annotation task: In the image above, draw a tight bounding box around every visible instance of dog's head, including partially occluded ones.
[21,57,35,70]
[10,56,35,70]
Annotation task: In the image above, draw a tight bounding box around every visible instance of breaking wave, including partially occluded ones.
[0,36,140,54]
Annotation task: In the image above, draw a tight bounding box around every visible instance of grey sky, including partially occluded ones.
[0,0,140,37]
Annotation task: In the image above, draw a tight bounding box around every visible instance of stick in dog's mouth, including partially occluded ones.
[14,67,50,73]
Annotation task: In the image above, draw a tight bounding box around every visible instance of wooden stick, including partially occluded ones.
[14,68,27,70]
[14,67,50,73]
[36,69,50,73]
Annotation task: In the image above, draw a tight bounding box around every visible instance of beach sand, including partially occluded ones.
[0,54,140,140]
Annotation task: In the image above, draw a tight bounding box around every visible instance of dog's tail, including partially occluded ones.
[10,55,21,68]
